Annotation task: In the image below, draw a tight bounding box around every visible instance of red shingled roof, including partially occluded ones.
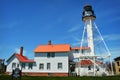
[71,47,90,50]
[78,60,102,66]
[7,47,34,63]
[15,54,34,63]
[0,59,2,62]
[7,53,35,63]
[34,44,70,53]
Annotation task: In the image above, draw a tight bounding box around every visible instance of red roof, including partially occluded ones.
[78,60,102,66]
[71,47,90,50]
[15,54,35,63]
[7,47,35,63]
[34,44,70,53]
[0,59,2,62]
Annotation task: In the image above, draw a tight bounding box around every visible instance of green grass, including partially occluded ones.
[0,75,120,80]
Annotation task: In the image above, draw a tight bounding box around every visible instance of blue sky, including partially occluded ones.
[0,0,120,62]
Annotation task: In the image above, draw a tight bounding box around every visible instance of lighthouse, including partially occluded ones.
[77,4,114,76]
[82,5,96,56]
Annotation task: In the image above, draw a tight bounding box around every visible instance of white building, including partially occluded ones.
[6,47,35,75]
[6,41,91,76]
[33,41,70,76]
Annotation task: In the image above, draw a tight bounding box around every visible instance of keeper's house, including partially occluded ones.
[6,41,89,76]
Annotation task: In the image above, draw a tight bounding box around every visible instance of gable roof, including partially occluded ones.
[71,47,90,50]
[78,60,93,65]
[15,54,35,63]
[78,60,102,66]
[7,47,35,63]
[7,53,35,63]
[34,44,70,53]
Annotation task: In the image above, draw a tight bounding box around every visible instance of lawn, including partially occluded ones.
[0,75,120,80]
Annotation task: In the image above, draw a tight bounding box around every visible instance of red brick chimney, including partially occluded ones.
[20,47,23,56]
[48,40,51,45]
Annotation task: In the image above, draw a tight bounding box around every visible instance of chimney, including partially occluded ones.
[20,47,23,56]
[48,40,51,45]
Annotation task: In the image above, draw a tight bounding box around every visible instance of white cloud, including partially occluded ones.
[71,34,120,48]
[103,34,120,41]
[90,34,120,41]
[72,42,80,46]
[71,36,88,46]
[68,25,81,32]
[73,36,81,41]
[109,47,120,60]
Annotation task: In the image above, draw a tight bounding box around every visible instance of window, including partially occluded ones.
[12,63,16,69]
[81,50,84,54]
[75,50,79,53]
[39,63,44,70]
[51,53,55,57]
[97,67,99,71]
[17,64,19,68]
[88,66,91,70]
[47,53,55,58]
[85,11,93,16]
[70,64,75,72]
[117,62,120,66]
[47,63,50,70]
[28,63,33,69]
[47,53,50,58]
[22,63,26,69]
[58,63,62,69]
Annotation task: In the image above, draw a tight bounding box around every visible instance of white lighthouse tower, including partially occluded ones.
[82,5,96,56]
[77,4,114,76]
